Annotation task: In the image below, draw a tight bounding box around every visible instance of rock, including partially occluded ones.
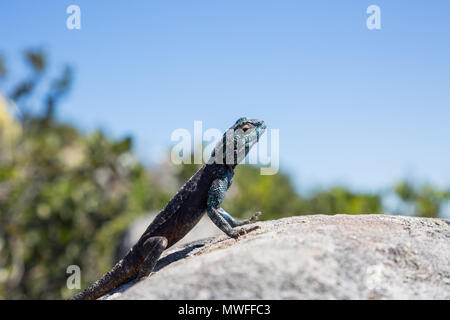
[103,214,450,300]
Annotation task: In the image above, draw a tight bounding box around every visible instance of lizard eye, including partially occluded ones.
[241,124,252,132]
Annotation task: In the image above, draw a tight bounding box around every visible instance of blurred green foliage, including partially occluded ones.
[0,50,448,299]
[171,157,448,220]
[394,182,450,218]
[0,50,170,299]
[223,166,382,219]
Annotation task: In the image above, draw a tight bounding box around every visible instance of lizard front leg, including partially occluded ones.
[217,208,261,227]
[206,178,261,239]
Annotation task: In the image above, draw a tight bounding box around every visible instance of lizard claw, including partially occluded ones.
[250,211,262,222]
[243,211,262,225]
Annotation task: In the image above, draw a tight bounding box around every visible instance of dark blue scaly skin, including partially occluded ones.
[71,117,266,300]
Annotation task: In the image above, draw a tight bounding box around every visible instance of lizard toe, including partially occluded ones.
[250,211,262,222]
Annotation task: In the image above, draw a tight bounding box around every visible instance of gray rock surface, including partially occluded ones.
[104,214,450,300]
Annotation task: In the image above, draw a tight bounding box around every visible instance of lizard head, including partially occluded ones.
[212,117,266,166]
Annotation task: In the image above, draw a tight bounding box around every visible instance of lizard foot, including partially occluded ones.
[249,211,262,223]
[239,211,262,226]
[229,225,260,239]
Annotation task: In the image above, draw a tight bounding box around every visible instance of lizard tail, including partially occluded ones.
[69,245,144,300]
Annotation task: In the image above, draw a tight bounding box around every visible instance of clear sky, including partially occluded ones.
[1,0,449,193]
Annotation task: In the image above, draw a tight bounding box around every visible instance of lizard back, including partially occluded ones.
[138,163,232,247]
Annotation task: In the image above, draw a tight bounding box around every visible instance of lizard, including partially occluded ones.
[70,117,267,300]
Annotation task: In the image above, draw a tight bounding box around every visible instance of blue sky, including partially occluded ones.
[1,0,449,193]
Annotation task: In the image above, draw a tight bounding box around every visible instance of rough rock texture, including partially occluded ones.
[103,214,450,300]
